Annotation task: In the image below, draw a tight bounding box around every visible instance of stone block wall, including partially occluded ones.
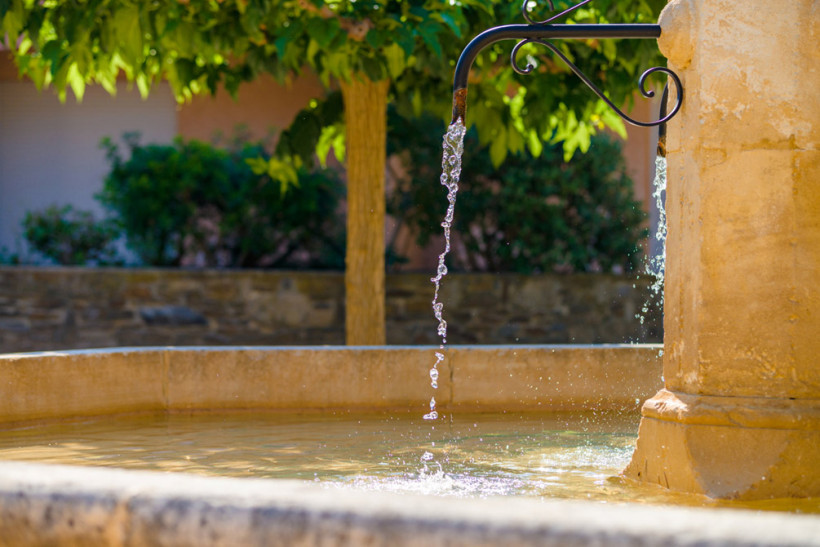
[0,267,661,353]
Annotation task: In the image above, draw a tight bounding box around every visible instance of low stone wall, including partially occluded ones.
[0,267,661,353]
[0,346,663,422]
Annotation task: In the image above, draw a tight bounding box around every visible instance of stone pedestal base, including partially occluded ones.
[624,390,820,499]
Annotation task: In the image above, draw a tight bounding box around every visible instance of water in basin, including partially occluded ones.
[0,410,816,513]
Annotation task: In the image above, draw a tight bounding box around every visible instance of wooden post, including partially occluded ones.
[340,75,389,345]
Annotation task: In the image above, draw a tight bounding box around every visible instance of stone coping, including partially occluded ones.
[642,389,820,430]
[0,345,662,426]
[0,461,817,546]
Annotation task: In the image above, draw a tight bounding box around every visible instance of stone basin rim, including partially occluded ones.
[0,344,665,427]
[0,461,818,547]
[1,342,663,358]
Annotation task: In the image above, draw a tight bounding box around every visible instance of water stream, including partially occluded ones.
[638,155,667,328]
[426,118,467,424]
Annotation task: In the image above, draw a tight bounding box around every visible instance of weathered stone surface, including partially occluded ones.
[0,461,818,547]
[627,0,820,499]
[0,268,661,353]
[626,389,820,499]
[139,306,208,326]
[0,346,661,425]
[0,348,167,425]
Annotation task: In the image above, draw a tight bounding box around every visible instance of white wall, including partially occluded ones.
[0,81,176,261]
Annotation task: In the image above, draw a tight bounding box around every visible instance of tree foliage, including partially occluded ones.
[2,0,667,162]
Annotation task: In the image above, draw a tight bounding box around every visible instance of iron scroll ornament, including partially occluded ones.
[451,0,683,128]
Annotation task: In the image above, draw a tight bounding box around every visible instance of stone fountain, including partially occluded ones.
[0,1,817,544]
[624,0,820,499]
[449,0,819,500]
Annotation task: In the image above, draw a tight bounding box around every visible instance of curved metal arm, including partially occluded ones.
[511,38,682,127]
[452,23,661,92]
[450,18,683,130]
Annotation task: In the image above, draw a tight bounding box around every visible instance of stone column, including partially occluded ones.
[625,0,820,499]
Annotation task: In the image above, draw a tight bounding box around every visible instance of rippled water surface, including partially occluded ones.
[0,411,816,513]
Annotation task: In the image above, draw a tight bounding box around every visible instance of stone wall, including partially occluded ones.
[0,267,661,353]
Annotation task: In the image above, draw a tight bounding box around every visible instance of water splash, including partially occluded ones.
[637,154,666,326]
[425,118,467,422]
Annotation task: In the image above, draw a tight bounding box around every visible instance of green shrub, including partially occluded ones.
[98,133,344,269]
[0,247,19,265]
[388,112,647,274]
[22,205,120,266]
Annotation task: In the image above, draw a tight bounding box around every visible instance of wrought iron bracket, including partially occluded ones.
[451,1,682,130]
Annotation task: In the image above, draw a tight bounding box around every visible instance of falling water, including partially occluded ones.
[425,118,467,422]
[638,155,667,326]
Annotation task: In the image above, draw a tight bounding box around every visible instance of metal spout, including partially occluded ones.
[450,22,681,129]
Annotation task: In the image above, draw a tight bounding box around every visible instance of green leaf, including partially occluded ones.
[306,17,340,49]
[489,127,508,167]
[1,0,23,38]
[563,121,591,161]
[507,122,525,155]
[41,40,64,69]
[246,157,268,174]
[265,157,300,194]
[437,12,463,38]
[383,42,406,79]
[325,49,351,80]
[395,26,415,58]
[113,5,143,64]
[418,22,443,59]
[66,63,85,102]
[306,39,321,68]
[136,73,150,98]
[288,112,322,161]
[365,28,388,49]
[360,55,384,82]
[601,39,618,62]
[316,123,344,168]
[411,90,423,117]
[526,129,543,157]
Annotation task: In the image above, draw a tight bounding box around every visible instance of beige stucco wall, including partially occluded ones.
[176,73,326,144]
[0,57,177,260]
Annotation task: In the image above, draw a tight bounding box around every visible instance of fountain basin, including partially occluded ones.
[1,345,818,546]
